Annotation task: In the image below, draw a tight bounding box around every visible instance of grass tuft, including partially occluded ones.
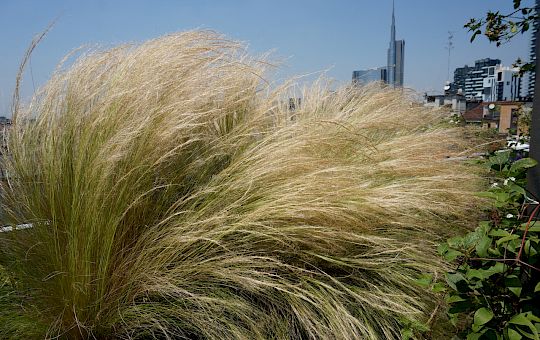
[0,30,484,339]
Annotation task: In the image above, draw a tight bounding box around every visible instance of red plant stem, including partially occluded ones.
[468,257,540,272]
[517,204,540,262]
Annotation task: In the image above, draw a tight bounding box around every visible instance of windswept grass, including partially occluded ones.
[0,30,484,339]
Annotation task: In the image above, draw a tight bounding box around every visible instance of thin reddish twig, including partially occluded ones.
[468,257,540,272]
[517,204,540,262]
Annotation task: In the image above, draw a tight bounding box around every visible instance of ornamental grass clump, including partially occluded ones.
[0,30,483,339]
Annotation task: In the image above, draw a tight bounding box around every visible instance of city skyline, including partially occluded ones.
[0,0,533,113]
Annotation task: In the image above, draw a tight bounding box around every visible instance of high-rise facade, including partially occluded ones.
[352,67,387,85]
[452,58,501,100]
[482,66,523,102]
[453,65,473,94]
[528,0,540,98]
[387,0,405,87]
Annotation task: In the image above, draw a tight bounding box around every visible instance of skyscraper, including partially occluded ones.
[528,0,540,98]
[387,0,405,87]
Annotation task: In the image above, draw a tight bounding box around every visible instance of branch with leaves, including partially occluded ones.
[465,1,537,46]
[465,0,538,75]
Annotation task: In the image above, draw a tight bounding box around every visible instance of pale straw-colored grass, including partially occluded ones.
[0,30,483,339]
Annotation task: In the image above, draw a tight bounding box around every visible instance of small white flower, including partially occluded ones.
[506,213,514,218]
[491,182,499,188]
[503,177,516,186]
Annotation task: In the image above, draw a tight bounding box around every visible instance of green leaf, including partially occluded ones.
[476,235,492,257]
[508,183,527,196]
[506,238,521,254]
[467,330,485,340]
[489,247,502,256]
[466,268,490,280]
[490,150,511,167]
[507,327,523,340]
[489,262,507,274]
[463,231,483,249]
[432,282,446,293]
[437,242,449,255]
[448,236,464,248]
[446,294,466,304]
[496,234,520,246]
[509,313,530,326]
[466,262,506,280]
[509,286,522,297]
[520,222,540,232]
[490,229,512,237]
[496,192,511,203]
[510,158,538,172]
[510,22,518,33]
[470,30,481,42]
[527,313,540,322]
[509,313,539,339]
[524,239,538,256]
[479,220,491,230]
[474,307,494,326]
[446,272,466,291]
[522,21,530,33]
[535,282,540,293]
[414,274,432,287]
[444,249,463,261]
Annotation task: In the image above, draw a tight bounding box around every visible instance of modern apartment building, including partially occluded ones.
[482,66,523,102]
[453,58,501,100]
[453,65,473,94]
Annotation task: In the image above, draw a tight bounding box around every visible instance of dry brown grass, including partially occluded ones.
[0,30,484,339]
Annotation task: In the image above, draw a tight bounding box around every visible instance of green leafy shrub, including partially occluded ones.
[439,150,540,339]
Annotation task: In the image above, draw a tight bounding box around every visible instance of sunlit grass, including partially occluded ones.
[0,30,484,339]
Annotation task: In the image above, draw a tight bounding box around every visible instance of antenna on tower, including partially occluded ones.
[445,31,455,82]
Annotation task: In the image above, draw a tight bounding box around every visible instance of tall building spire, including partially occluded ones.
[387,0,404,87]
[391,0,396,43]
[387,0,397,86]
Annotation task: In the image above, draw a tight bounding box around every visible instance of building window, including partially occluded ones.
[498,72,502,81]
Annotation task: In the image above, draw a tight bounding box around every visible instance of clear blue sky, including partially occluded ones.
[0,0,534,115]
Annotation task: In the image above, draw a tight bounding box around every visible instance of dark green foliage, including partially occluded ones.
[439,151,540,339]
